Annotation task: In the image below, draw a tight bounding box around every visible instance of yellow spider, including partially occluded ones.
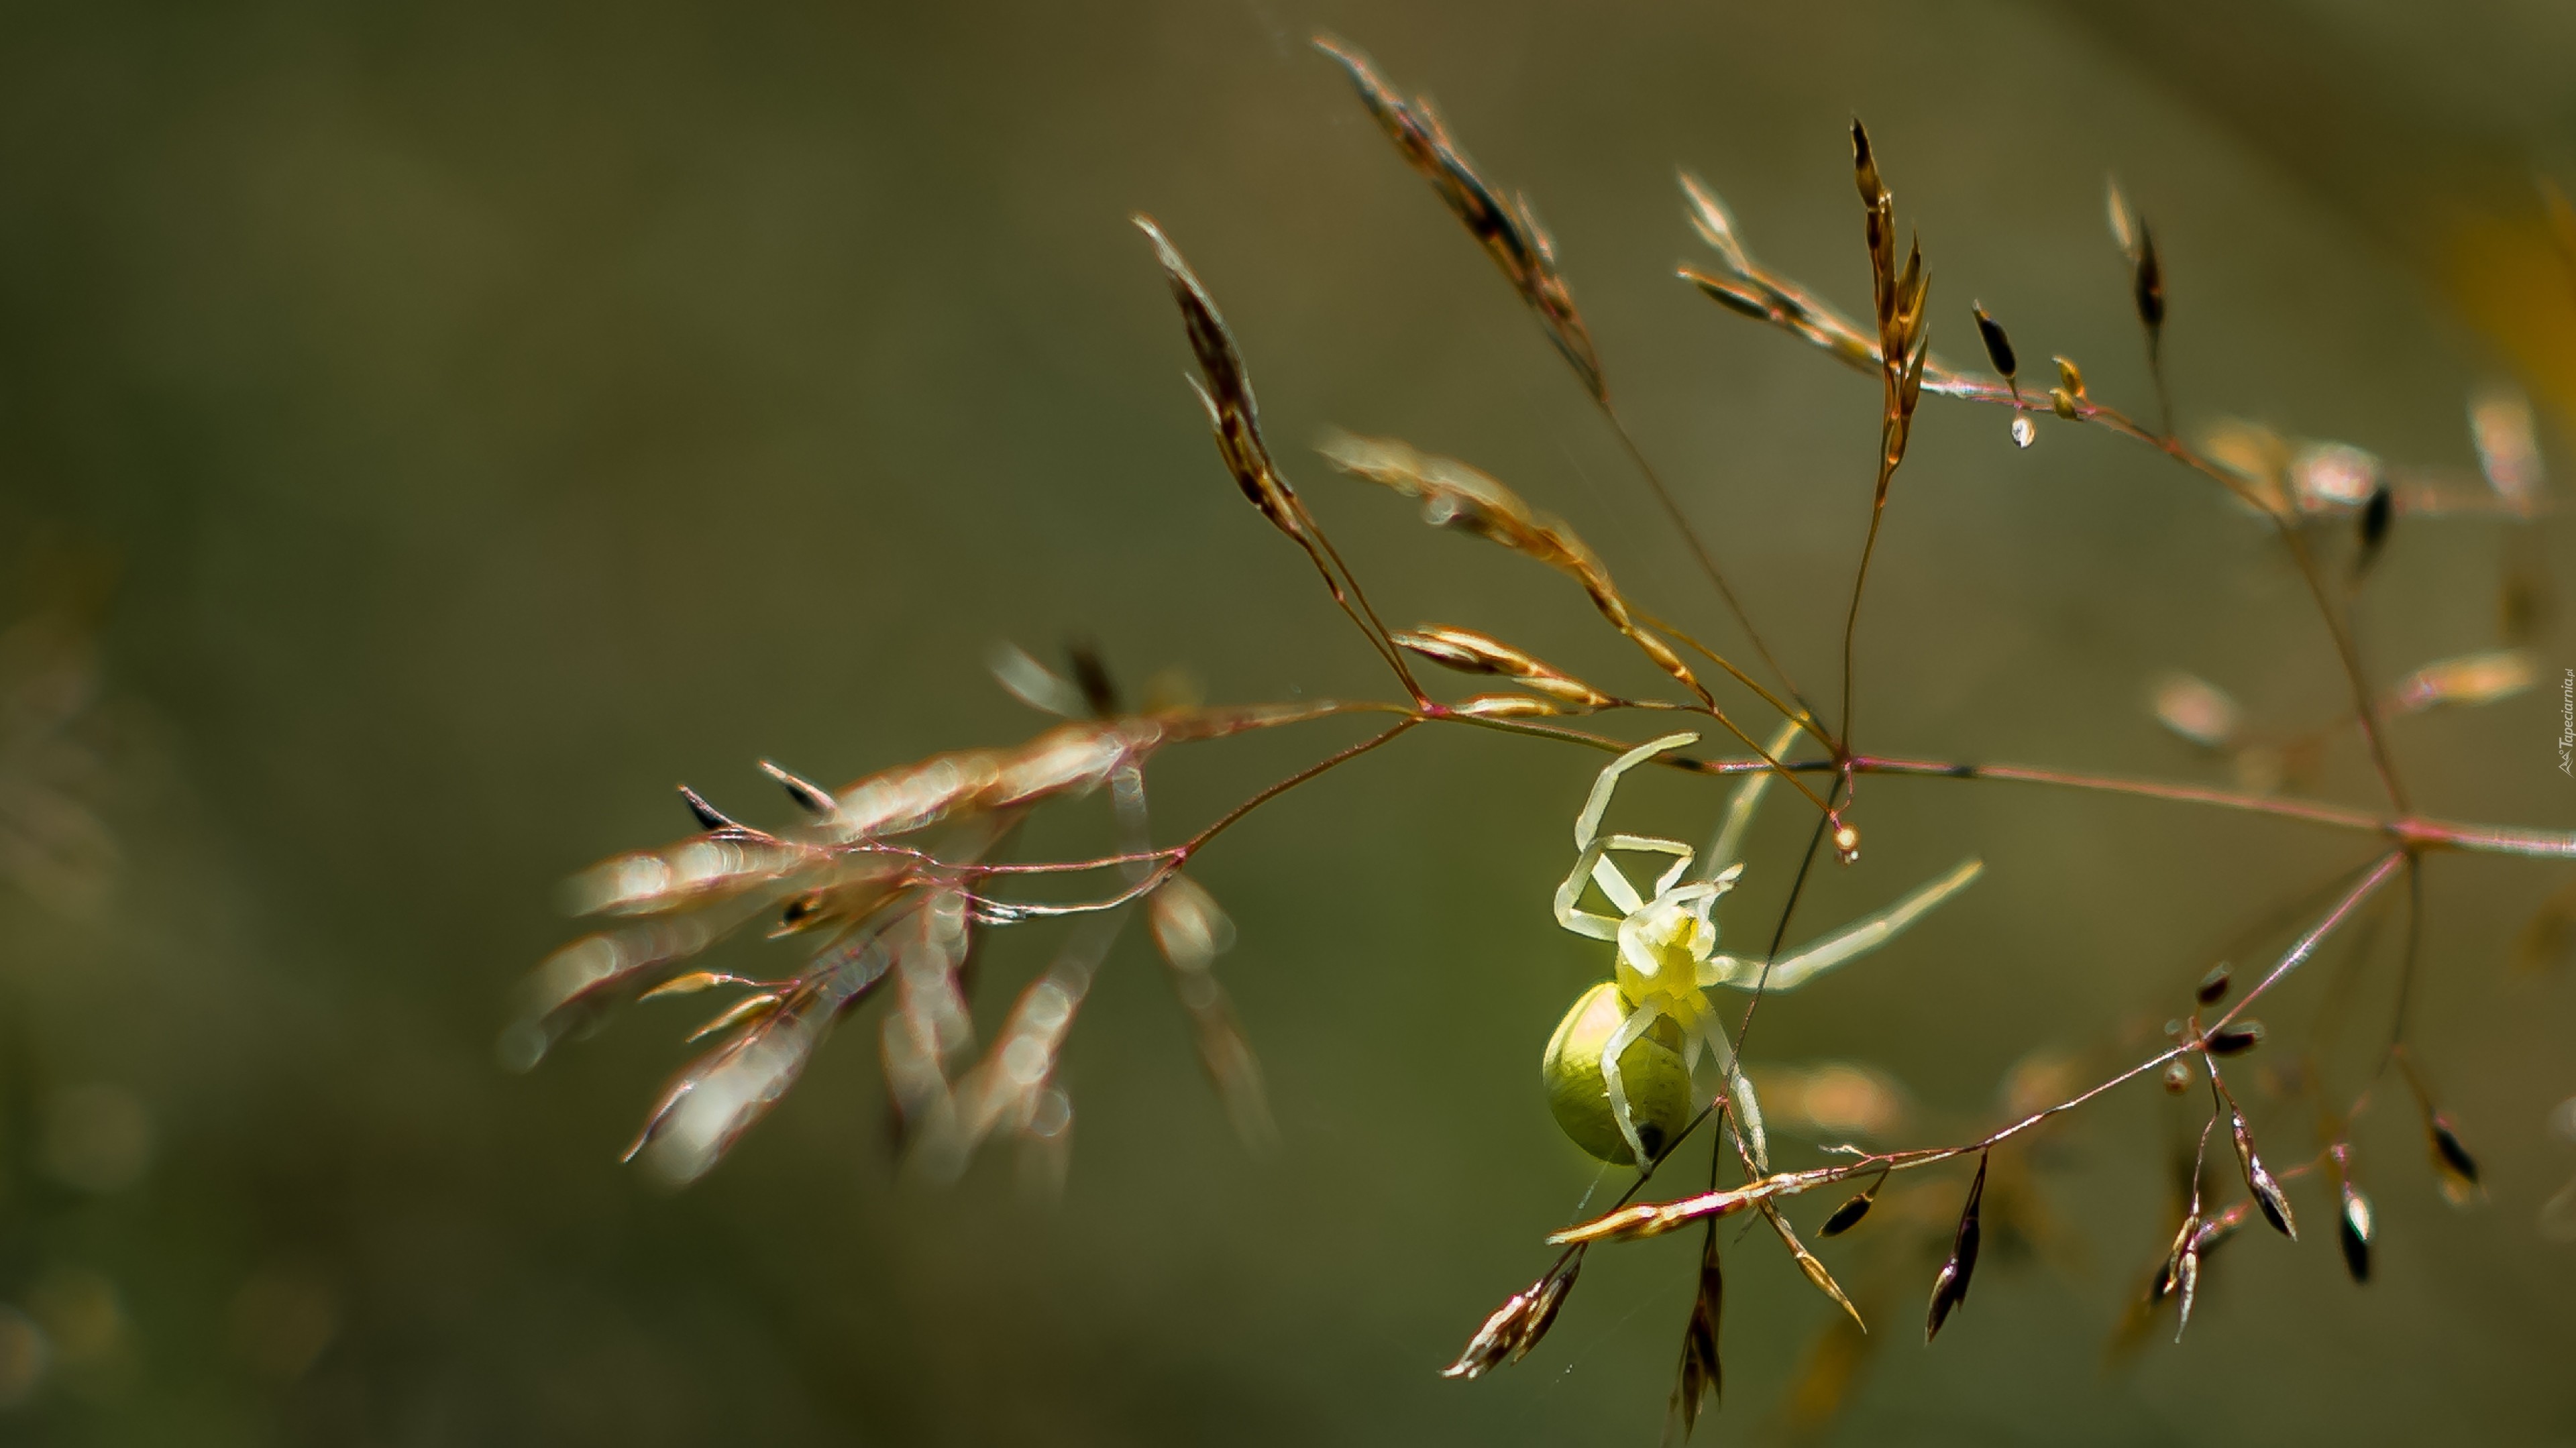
[1544,730,1984,1166]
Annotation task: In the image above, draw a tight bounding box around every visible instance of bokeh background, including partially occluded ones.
[0,1,2572,1443]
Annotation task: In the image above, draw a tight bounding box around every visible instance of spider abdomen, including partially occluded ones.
[1542,981,1694,1165]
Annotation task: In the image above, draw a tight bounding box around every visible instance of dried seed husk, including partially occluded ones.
[2206,1019,2265,1056]
[639,970,760,1002]
[2357,482,2394,573]
[2196,963,2232,1005]
[1678,170,1751,274]
[676,783,743,834]
[2229,1106,2298,1239]
[1065,642,1118,717]
[2427,1113,2483,1206]
[1925,1152,1987,1342]
[2053,355,2086,398]
[2131,221,2165,331]
[759,759,842,819]
[1819,1191,1874,1237]
[2155,1207,2199,1302]
[2171,1247,2200,1339]
[1971,302,2016,379]
[685,991,782,1044]
[1851,119,1884,207]
[2339,1181,2373,1284]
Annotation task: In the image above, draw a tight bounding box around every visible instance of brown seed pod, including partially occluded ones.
[2195,962,2232,1005]
[759,760,840,820]
[2427,1113,2483,1206]
[2131,221,2165,332]
[1972,301,2016,380]
[1925,1151,1988,1343]
[1819,1191,1874,1237]
[2357,482,2394,575]
[2206,1019,2265,1056]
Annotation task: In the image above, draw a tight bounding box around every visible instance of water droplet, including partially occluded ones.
[2010,415,2035,449]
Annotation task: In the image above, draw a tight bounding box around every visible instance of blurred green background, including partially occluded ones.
[0,1,2572,1442]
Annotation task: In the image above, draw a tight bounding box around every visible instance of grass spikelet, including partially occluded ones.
[1763,1203,1866,1332]
[2151,672,2241,750]
[1148,873,1275,1154]
[1133,215,1299,535]
[2387,649,2535,714]
[2469,386,2544,517]
[1314,36,1606,400]
[1667,1229,1723,1439]
[1441,1250,1583,1380]
[1318,430,1709,703]
[1550,1179,1781,1246]
[1391,624,1615,707]
[2226,1106,2297,1240]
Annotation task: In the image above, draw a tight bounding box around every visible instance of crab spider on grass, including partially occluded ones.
[1544,730,1985,1168]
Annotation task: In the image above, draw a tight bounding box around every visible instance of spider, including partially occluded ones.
[1546,730,1984,1167]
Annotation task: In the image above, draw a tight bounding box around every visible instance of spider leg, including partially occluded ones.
[1706,856,1985,992]
[1575,732,1699,853]
[1704,718,1806,877]
[1672,1009,1765,1170]
[1596,998,1668,1166]
[1599,834,1691,908]
[1554,836,1623,941]
[1560,834,1695,938]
